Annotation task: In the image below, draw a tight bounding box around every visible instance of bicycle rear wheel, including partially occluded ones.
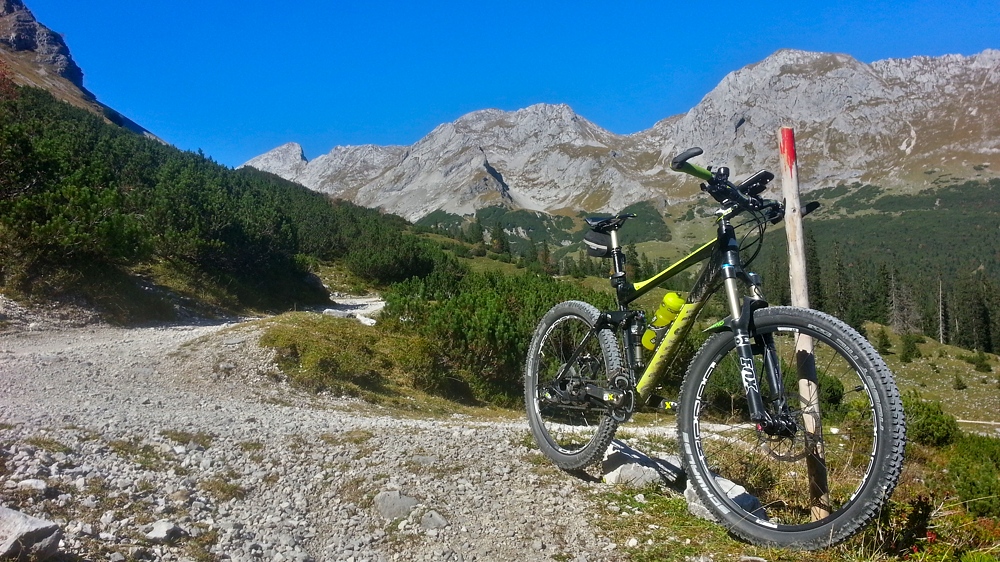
[677,306,905,549]
[524,301,622,470]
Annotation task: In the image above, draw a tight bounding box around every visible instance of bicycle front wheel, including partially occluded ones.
[677,306,905,549]
[524,300,622,470]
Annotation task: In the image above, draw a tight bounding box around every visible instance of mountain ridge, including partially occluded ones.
[245,48,1000,221]
[0,0,156,139]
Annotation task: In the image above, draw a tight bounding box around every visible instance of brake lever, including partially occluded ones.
[764,200,820,224]
[760,199,784,224]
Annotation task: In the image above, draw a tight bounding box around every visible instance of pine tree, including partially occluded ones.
[872,264,892,325]
[764,250,790,305]
[489,223,510,255]
[954,272,993,352]
[805,229,825,312]
[520,238,538,264]
[640,252,654,281]
[890,271,922,335]
[827,242,850,321]
[624,243,640,279]
[938,278,948,344]
[465,219,485,245]
[874,327,892,355]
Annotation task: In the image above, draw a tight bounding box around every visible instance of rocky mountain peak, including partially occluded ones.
[0,0,84,89]
[246,49,1000,221]
[242,142,308,179]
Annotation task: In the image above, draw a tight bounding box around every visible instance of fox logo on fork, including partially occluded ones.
[739,356,759,393]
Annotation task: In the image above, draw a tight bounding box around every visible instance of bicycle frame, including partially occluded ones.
[549,147,803,432]
[605,213,730,401]
[527,147,904,546]
[600,203,794,432]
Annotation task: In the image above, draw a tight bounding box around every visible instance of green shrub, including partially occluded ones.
[959,351,993,373]
[950,433,1000,517]
[259,312,450,400]
[345,231,440,285]
[902,393,961,447]
[874,327,892,355]
[0,79,431,317]
[961,552,1000,562]
[899,334,923,363]
[384,270,615,405]
[779,367,847,421]
[959,551,997,562]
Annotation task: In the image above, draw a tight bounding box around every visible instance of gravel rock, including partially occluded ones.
[374,491,419,521]
[685,477,767,522]
[602,440,684,490]
[0,507,61,560]
[145,520,185,543]
[0,303,624,561]
[419,510,448,530]
[15,479,47,492]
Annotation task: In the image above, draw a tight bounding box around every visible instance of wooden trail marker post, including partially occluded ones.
[778,127,830,519]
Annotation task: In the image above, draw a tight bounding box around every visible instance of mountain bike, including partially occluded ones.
[523,147,905,549]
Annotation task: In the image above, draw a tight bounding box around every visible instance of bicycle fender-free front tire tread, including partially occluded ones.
[677,306,905,549]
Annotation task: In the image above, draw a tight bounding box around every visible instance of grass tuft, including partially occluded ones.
[160,429,214,449]
[199,472,246,502]
[24,435,73,454]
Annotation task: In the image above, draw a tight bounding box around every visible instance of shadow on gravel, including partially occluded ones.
[563,440,688,493]
[564,468,603,483]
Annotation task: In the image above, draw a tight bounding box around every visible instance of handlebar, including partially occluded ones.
[670,147,784,221]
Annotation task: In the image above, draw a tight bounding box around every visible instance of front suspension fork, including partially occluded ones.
[723,272,795,435]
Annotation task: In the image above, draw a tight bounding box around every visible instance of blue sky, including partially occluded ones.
[25,0,1000,168]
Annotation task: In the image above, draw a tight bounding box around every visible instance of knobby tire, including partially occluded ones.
[524,301,622,470]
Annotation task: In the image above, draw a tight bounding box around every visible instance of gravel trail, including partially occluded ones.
[0,299,625,562]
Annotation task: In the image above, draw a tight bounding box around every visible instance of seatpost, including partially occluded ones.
[609,229,631,306]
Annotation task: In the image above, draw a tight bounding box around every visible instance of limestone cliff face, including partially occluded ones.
[641,49,1000,188]
[247,104,659,220]
[0,0,84,88]
[246,49,1000,221]
[0,0,156,139]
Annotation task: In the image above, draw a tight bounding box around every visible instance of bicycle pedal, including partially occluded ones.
[646,394,678,414]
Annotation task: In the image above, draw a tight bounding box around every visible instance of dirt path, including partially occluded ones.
[0,298,625,561]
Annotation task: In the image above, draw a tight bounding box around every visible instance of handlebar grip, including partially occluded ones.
[670,147,703,170]
[670,148,713,181]
[675,162,714,182]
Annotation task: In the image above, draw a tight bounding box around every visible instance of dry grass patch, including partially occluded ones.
[160,429,214,449]
[199,471,246,502]
[23,435,73,454]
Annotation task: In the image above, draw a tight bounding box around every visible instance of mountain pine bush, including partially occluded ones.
[902,392,960,447]
[0,72,429,317]
[949,433,1000,517]
[383,268,615,405]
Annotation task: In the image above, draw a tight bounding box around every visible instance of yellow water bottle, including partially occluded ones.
[641,292,685,350]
